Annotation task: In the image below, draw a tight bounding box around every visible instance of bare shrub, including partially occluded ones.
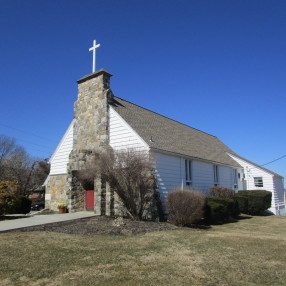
[210,186,235,199]
[78,148,159,220]
[167,189,206,226]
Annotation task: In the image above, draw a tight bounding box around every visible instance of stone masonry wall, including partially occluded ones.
[73,70,112,151]
[45,175,68,211]
[67,70,113,212]
[94,178,125,216]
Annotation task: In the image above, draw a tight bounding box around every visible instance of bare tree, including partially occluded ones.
[31,160,50,188]
[78,148,159,220]
[0,135,17,174]
[0,135,50,196]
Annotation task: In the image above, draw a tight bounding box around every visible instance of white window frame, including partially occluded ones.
[185,159,192,186]
[233,169,238,189]
[254,177,263,187]
[214,165,219,186]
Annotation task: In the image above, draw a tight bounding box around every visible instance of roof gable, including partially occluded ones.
[228,153,283,178]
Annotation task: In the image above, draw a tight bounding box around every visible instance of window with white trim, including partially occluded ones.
[185,159,192,186]
[233,169,238,189]
[254,177,263,187]
[213,165,219,186]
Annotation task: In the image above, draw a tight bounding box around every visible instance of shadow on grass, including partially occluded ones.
[235,214,253,220]
[200,214,253,227]
[222,215,252,225]
[259,211,275,216]
[190,224,212,230]
[194,212,274,227]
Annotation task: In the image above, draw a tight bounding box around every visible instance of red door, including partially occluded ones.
[86,190,94,211]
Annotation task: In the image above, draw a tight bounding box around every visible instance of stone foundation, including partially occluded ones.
[94,178,125,216]
[45,175,68,211]
[67,170,85,212]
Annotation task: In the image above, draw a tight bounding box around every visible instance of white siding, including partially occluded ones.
[228,154,285,215]
[273,177,285,202]
[151,151,240,210]
[49,121,74,175]
[218,166,235,190]
[273,177,286,215]
[109,107,148,151]
[228,154,274,190]
[192,163,237,192]
[151,152,182,209]
[192,161,214,193]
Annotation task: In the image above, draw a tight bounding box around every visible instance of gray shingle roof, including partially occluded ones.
[111,97,241,167]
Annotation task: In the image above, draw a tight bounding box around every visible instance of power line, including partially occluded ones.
[261,154,286,167]
[0,123,58,143]
[245,153,286,172]
[25,148,51,157]
[15,137,53,150]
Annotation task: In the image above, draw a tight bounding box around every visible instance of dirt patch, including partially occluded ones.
[14,216,181,235]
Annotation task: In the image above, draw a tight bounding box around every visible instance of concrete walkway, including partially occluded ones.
[0,212,96,233]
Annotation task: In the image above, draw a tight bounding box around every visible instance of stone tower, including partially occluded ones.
[67,69,113,212]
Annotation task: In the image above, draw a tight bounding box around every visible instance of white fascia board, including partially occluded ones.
[49,119,74,163]
[110,107,150,150]
[227,153,275,177]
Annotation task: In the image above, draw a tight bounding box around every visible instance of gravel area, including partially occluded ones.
[15,216,181,235]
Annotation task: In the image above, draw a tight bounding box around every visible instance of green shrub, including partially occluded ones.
[236,190,272,215]
[205,197,238,224]
[0,181,20,215]
[234,194,248,214]
[205,200,226,224]
[231,199,240,217]
[0,194,19,215]
[167,189,206,226]
[209,186,236,199]
[15,196,32,214]
[0,181,31,215]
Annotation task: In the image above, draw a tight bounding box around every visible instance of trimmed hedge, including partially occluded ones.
[234,195,248,214]
[205,197,239,224]
[235,190,272,215]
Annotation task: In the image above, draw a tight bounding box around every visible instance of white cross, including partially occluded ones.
[89,40,100,73]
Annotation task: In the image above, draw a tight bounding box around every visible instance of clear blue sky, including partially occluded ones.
[0,0,285,181]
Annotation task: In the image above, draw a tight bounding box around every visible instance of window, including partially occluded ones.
[213,165,219,186]
[233,169,238,189]
[254,177,263,187]
[185,159,192,186]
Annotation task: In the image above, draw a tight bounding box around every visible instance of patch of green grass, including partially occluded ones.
[0,215,286,285]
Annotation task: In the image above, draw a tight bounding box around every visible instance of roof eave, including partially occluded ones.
[227,152,284,179]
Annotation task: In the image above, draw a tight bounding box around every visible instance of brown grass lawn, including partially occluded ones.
[1,215,286,286]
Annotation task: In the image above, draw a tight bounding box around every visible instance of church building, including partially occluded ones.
[44,42,285,216]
